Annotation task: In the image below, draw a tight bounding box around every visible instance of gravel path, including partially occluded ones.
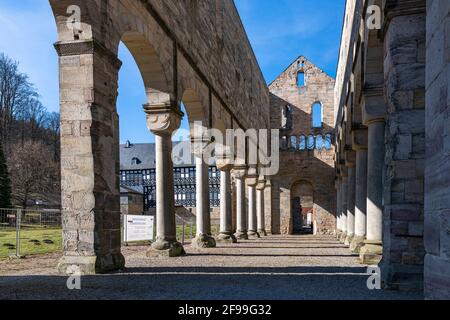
[0,235,423,300]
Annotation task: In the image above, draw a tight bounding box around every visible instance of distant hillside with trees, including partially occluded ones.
[0,53,60,209]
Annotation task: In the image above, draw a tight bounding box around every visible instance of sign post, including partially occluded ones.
[123,215,155,244]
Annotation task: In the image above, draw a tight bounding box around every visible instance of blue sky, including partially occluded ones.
[0,0,344,144]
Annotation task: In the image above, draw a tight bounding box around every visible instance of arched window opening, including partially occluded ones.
[290,136,297,151]
[316,135,324,150]
[280,136,288,151]
[307,135,315,150]
[312,102,323,128]
[325,134,332,150]
[299,136,306,151]
[281,105,293,130]
[297,72,305,87]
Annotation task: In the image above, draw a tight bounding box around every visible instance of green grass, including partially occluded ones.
[0,228,62,258]
[0,223,220,258]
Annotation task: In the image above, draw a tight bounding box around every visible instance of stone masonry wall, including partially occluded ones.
[269,57,336,235]
[424,0,450,299]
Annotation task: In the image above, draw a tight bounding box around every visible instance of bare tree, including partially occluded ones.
[8,140,60,209]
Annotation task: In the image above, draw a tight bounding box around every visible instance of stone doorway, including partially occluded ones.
[291,181,314,235]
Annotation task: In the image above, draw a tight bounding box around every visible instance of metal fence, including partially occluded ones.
[0,208,62,258]
[0,208,220,258]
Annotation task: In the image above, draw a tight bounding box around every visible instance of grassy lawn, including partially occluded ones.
[0,228,62,258]
[0,223,220,258]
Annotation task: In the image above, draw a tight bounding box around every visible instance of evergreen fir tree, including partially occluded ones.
[0,143,12,208]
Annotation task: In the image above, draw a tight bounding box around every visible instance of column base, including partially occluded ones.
[191,234,217,248]
[235,231,249,240]
[247,231,261,239]
[336,230,343,240]
[216,233,238,244]
[258,229,268,237]
[350,235,366,254]
[339,232,347,243]
[359,241,383,265]
[345,233,354,246]
[57,253,125,275]
[147,239,186,257]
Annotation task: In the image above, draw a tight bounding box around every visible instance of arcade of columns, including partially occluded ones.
[335,0,450,298]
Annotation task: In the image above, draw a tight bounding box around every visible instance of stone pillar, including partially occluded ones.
[216,149,237,244]
[345,165,356,246]
[380,4,426,290]
[425,0,450,299]
[192,137,216,249]
[264,180,273,235]
[144,103,185,257]
[233,167,248,240]
[360,91,385,264]
[351,147,368,253]
[55,40,125,275]
[335,177,342,239]
[256,176,267,236]
[339,173,348,243]
[246,167,260,239]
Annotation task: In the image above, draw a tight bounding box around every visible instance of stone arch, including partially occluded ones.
[290,180,315,234]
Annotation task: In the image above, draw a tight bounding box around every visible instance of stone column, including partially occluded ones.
[246,167,260,239]
[351,129,368,253]
[345,151,356,246]
[256,176,267,236]
[192,137,216,248]
[264,180,273,235]
[336,177,342,239]
[216,149,237,244]
[55,40,125,275]
[233,166,248,240]
[339,173,348,243]
[360,92,385,264]
[145,103,185,257]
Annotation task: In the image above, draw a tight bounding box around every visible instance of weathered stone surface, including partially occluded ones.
[269,57,336,236]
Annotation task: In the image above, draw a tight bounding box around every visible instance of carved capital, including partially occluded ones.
[54,40,122,70]
[245,166,259,186]
[215,145,234,172]
[352,128,368,151]
[256,175,266,191]
[232,165,247,180]
[345,150,357,167]
[362,86,386,125]
[144,103,183,136]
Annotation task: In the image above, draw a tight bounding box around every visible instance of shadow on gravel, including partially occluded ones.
[0,266,424,300]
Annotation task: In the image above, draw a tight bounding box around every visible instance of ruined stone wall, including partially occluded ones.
[424,0,450,299]
[269,57,336,235]
[381,7,426,290]
[147,0,270,131]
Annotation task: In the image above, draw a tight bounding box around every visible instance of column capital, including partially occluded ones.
[345,148,357,167]
[352,128,368,151]
[362,85,386,126]
[54,39,122,70]
[144,103,183,136]
[232,165,247,180]
[215,145,234,172]
[256,176,266,191]
[245,166,259,186]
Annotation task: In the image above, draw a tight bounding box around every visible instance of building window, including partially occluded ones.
[325,134,332,150]
[299,136,306,150]
[316,135,324,150]
[307,135,315,150]
[281,105,293,130]
[297,72,305,87]
[312,102,323,128]
[131,157,141,165]
[290,136,297,151]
